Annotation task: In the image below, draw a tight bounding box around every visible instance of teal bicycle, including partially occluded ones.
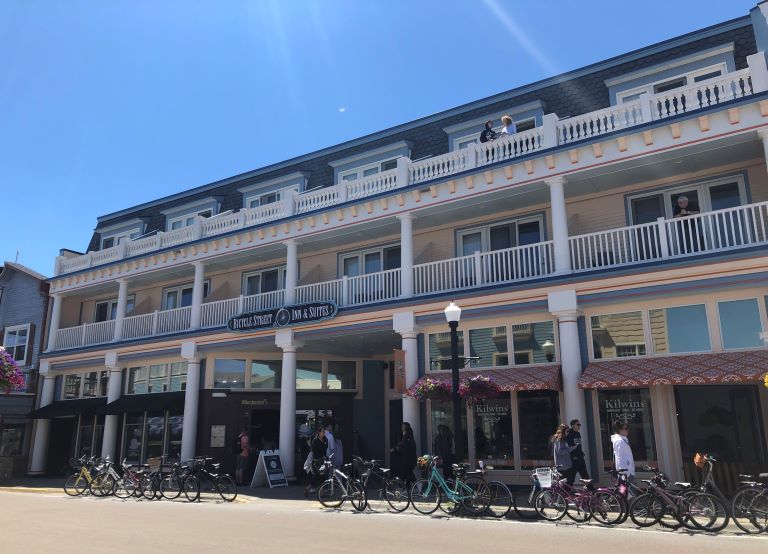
[409,455,491,516]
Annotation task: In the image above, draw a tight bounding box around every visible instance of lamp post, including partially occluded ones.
[444,301,463,461]
[542,339,555,363]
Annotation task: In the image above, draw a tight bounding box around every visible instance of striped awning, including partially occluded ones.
[579,350,768,389]
[431,364,561,391]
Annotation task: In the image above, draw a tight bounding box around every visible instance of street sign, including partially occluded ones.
[228,301,337,332]
[250,449,288,488]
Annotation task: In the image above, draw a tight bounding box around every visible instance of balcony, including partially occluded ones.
[47,199,768,352]
[55,65,763,277]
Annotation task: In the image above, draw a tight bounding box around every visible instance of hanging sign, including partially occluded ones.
[250,449,288,488]
[228,301,337,332]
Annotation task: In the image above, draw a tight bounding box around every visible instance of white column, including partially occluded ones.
[398,214,415,298]
[548,290,589,460]
[393,312,421,453]
[101,352,123,461]
[113,279,129,342]
[29,374,56,474]
[189,261,205,330]
[180,341,200,462]
[284,239,298,305]
[46,294,63,352]
[546,177,572,274]
[758,129,768,173]
[276,328,299,478]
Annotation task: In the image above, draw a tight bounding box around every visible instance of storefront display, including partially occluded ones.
[518,390,560,469]
[473,397,514,468]
[597,388,657,470]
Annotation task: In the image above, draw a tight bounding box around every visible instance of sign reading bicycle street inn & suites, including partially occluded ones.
[227,301,337,332]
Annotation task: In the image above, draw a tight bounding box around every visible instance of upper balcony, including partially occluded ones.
[55,61,767,277]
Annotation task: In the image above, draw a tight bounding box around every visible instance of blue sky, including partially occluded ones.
[0,0,758,276]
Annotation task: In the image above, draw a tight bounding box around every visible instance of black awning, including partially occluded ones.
[94,391,186,415]
[30,397,108,419]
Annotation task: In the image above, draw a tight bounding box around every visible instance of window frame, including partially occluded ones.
[161,281,210,311]
[716,297,765,351]
[615,62,727,104]
[241,266,287,296]
[338,243,401,277]
[456,214,545,256]
[337,157,399,183]
[245,186,300,210]
[61,370,110,400]
[125,361,187,395]
[93,294,136,323]
[589,310,648,360]
[101,228,143,250]
[2,324,30,364]
[167,209,213,232]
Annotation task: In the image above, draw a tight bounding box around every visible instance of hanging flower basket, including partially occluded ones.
[458,375,502,405]
[406,377,452,402]
[763,372,768,389]
[0,347,24,394]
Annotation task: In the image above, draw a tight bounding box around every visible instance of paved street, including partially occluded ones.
[0,489,766,553]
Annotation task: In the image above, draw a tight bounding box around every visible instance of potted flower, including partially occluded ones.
[406,377,452,402]
[0,347,24,393]
[458,374,502,405]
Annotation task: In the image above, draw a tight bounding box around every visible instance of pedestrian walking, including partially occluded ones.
[324,423,337,464]
[567,419,590,482]
[305,427,328,497]
[392,422,417,487]
[551,424,574,484]
[235,430,250,486]
[611,420,636,481]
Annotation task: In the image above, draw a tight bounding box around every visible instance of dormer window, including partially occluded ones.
[616,64,725,103]
[161,197,220,232]
[168,209,212,230]
[97,218,146,250]
[239,172,309,210]
[329,141,411,185]
[339,158,398,182]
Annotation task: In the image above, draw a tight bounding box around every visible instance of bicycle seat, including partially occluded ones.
[760,473,768,481]
[211,463,221,471]
[641,479,652,485]
[579,479,593,485]
[738,474,755,480]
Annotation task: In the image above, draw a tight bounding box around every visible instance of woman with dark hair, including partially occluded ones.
[304,427,328,497]
[392,422,417,487]
[551,423,574,484]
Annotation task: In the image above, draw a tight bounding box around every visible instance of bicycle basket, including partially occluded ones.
[416,455,433,469]
[693,452,706,468]
[146,457,163,471]
[534,468,553,489]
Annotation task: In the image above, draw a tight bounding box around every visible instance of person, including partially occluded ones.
[236,430,250,486]
[551,423,574,484]
[479,120,497,143]
[566,419,590,482]
[305,427,328,497]
[611,420,636,482]
[391,422,417,487]
[499,115,516,136]
[673,195,703,252]
[434,425,454,479]
[324,423,336,464]
[672,195,699,218]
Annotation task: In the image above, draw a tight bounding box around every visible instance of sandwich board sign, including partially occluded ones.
[250,449,288,488]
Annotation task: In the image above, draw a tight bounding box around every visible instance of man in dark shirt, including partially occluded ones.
[479,120,497,143]
[566,419,590,483]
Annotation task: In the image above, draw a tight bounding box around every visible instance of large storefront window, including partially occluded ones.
[473,397,514,468]
[167,414,184,460]
[145,412,165,459]
[469,327,508,367]
[250,360,282,389]
[518,390,560,469]
[430,400,468,463]
[598,388,657,471]
[591,312,646,358]
[429,331,464,370]
[513,322,556,364]
[327,361,356,390]
[0,424,25,456]
[718,299,763,350]
[78,417,94,457]
[649,304,710,354]
[213,359,246,389]
[123,414,144,463]
[296,361,322,390]
[122,411,183,463]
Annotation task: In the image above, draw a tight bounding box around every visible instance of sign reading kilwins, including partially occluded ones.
[227,301,337,332]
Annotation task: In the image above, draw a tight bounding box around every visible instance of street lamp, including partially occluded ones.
[542,339,555,362]
[444,301,463,461]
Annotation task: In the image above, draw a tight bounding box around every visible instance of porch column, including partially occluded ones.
[758,129,768,173]
[393,312,421,452]
[46,294,63,352]
[546,177,572,274]
[284,239,298,305]
[180,341,201,461]
[101,352,123,461]
[276,329,300,478]
[398,214,415,298]
[29,368,56,474]
[113,279,129,342]
[548,290,589,459]
[189,261,205,330]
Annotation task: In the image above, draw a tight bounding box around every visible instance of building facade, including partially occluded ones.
[0,262,48,478]
[30,4,768,488]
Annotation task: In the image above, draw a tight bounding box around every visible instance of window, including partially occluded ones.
[167,413,184,461]
[101,229,142,250]
[167,209,213,231]
[0,424,25,456]
[513,322,556,364]
[213,359,246,389]
[121,411,184,464]
[430,399,468,463]
[162,281,210,310]
[474,397,514,468]
[718,299,763,350]
[126,362,185,394]
[469,327,507,368]
[64,374,82,399]
[170,362,186,392]
[340,245,400,277]
[2,324,29,363]
[250,360,282,389]
[82,371,107,398]
[145,411,166,459]
[518,390,560,469]
[94,295,135,322]
[338,157,398,183]
[591,312,646,359]
[458,216,543,256]
[128,367,148,394]
[598,388,657,470]
[123,414,144,463]
[243,267,285,296]
[616,63,725,104]
[429,331,464,370]
[327,361,356,390]
[148,364,169,393]
[77,416,95,457]
[649,304,710,354]
[296,360,323,390]
[245,187,300,210]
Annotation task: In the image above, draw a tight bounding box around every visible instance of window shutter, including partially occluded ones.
[25,324,35,367]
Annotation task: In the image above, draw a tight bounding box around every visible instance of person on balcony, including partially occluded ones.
[673,195,702,253]
[499,115,517,136]
[479,120,497,143]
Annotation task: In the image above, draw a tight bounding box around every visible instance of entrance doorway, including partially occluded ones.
[47,418,76,475]
[250,409,280,452]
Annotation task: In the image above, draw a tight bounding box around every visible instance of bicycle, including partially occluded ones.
[160,460,192,500]
[533,467,624,525]
[183,457,237,502]
[352,456,409,512]
[90,457,123,497]
[140,457,166,500]
[113,459,146,499]
[731,472,768,534]
[409,455,490,516]
[513,469,542,519]
[317,457,366,511]
[606,468,641,524]
[485,479,513,518]
[63,456,99,496]
[677,454,730,532]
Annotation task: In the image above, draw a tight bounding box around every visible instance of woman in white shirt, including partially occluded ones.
[500,115,516,135]
[611,420,636,479]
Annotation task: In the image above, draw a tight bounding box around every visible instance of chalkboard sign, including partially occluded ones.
[228,302,337,332]
[250,449,288,488]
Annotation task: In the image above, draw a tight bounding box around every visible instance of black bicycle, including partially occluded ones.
[160,460,192,500]
[352,456,409,512]
[183,457,237,502]
[731,471,768,534]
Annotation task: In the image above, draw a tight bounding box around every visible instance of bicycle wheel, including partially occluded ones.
[629,493,661,527]
[216,475,238,502]
[534,489,567,521]
[160,475,182,500]
[142,476,158,500]
[486,481,512,518]
[318,479,344,508]
[88,474,104,497]
[114,477,137,499]
[384,478,410,513]
[513,485,540,519]
[349,480,366,512]
[438,480,460,515]
[64,474,87,496]
[732,487,768,534]
[183,476,200,502]
[461,476,491,515]
[687,492,730,532]
[589,490,624,525]
[410,479,441,515]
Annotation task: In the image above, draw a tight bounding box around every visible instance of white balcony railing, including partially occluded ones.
[55,61,768,277]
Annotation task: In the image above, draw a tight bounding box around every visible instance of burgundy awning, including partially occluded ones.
[431,364,561,391]
[579,350,768,389]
